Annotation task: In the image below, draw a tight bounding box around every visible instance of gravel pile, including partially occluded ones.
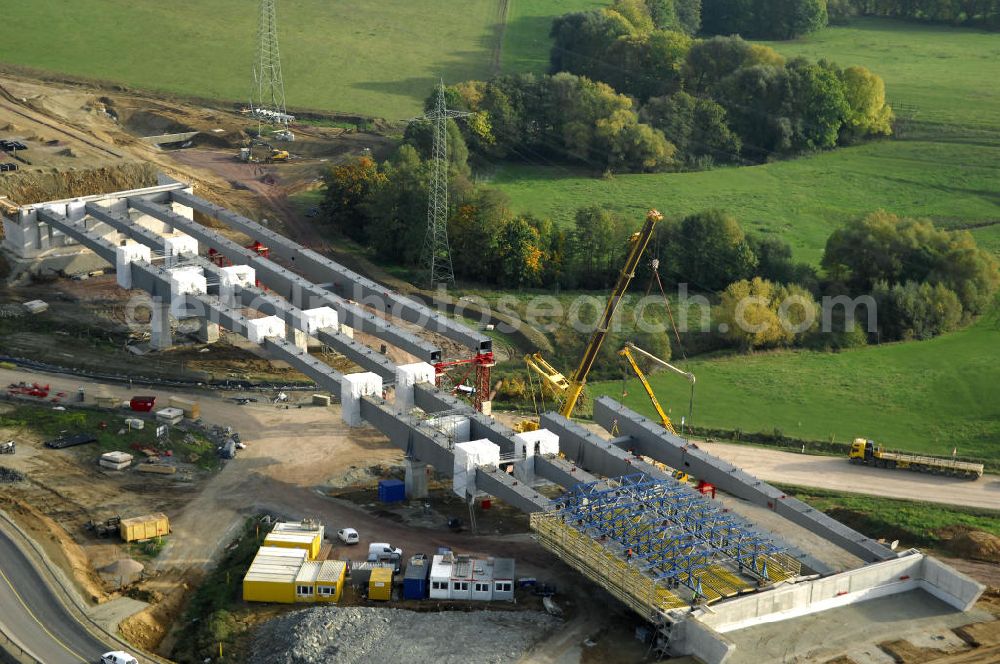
[249,607,560,664]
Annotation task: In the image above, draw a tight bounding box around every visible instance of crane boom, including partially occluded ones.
[623,342,695,384]
[619,345,676,434]
[559,209,662,419]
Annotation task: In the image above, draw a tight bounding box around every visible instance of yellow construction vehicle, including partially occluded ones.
[517,209,662,431]
[618,342,696,436]
[267,148,290,163]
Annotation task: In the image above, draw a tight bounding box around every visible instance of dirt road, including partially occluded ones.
[697,441,1000,510]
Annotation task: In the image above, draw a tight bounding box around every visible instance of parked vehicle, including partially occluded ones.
[100,651,138,664]
[849,438,983,479]
[338,528,359,544]
[368,542,403,571]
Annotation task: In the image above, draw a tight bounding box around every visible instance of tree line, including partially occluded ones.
[849,0,1000,27]
[448,3,892,172]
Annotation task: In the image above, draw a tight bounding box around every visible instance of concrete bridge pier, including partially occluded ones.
[286,323,308,352]
[405,459,430,499]
[150,299,173,350]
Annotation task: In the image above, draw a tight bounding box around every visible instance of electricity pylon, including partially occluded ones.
[409,82,470,288]
[250,0,292,126]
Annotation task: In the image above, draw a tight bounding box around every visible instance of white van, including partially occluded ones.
[367,542,402,560]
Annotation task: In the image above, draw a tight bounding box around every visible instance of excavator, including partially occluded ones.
[518,209,662,432]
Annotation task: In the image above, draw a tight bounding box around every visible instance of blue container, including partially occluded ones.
[403,560,430,600]
[378,479,406,503]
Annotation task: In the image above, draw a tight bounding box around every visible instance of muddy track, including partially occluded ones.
[492,0,511,75]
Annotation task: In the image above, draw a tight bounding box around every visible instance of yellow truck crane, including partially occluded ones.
[518,209,662,431]
[849,439,984,480]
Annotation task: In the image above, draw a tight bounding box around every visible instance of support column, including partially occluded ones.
[405,459,429,499]
[150,299,172,350]
[286,323,308,352]
[198,319,220,344]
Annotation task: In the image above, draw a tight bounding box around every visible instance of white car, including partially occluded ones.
[101,652,138,664]
[337,528,359,544]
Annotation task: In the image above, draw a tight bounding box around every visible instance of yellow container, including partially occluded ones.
[119,513,170,542]
[263,531,322,560]
[243,547,309,603]
[368,567,393,601]
[316,560,347,602]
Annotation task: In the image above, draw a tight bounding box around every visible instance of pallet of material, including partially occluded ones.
[137,463,176,475]
[45,433,98,449]
[100,451,133,470]
[167,396,200,419]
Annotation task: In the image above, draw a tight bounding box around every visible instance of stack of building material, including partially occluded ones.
[99,451,133,470]
[341,372,382,427]
[137,463,176,475]
[124,417,144,430]
[22,300,48,314]
[312,394,331,406]
[155,407,184,425]
[168,396,200,419]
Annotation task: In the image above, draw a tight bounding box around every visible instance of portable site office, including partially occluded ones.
[264,520,325,560]
[429,553,516,602]
[242,546,346,604]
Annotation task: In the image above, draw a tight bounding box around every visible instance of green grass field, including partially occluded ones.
[0,0,500,118]
[500,0,606,73]
[492,18,1000,263]
[589,302,1000,460]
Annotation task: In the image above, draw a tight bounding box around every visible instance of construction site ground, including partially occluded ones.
[0,363,996,664]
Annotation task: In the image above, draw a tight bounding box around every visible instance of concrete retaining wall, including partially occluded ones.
[696,552,984,633]
[672,617,735,664]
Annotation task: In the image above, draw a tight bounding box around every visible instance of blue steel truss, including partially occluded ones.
[550,473,788,599]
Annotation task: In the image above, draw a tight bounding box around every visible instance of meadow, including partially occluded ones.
[0,0,500,118]
[492,18,1000,263]
[589,302,1000,461]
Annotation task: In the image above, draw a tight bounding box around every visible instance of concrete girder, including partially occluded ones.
[85,203,396,380]
[533,454,600,488]
[170,189,492,355]
[412,383,518,455]
[591,397,896,564]
[126,197,441,363]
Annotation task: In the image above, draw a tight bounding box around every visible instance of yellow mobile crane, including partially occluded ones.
[520,209,662,431]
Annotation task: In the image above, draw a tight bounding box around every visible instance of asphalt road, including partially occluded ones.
[0,527,110,664]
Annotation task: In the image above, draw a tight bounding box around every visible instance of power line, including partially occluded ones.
[409,81,471,288]
[250,0,294,128]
